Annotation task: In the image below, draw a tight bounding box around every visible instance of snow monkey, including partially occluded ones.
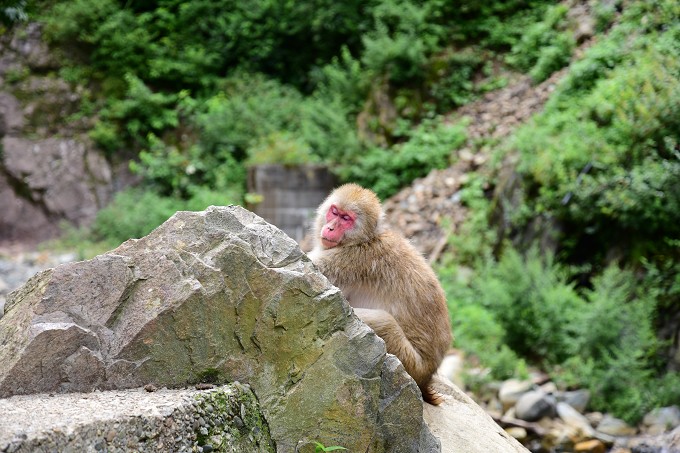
[308,183,452,404]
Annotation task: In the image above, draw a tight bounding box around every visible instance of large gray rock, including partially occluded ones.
[0,206,438,452]
[0,384,274,453]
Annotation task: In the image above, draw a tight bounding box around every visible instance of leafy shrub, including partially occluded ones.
[506,4,574,82]
[427,49,484,110]
[91,187,240,245]
[341,117,466,199]
[510,11,680,262]
[247,132,320,167]
[361,0,442,83]
[201,74,359,163]
[477,248,585,364]
[444,243,677,422]
[2,0,28,25]
[445,174,496,266]
[442,274,526,380]
[133,73,358,198]
[91,188,180,243]
[92,74,180,152]
[554,266,674,423]
[312,47,368,113]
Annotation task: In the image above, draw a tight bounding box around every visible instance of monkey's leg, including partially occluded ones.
[354,307,446,405]
[353,308,427,383]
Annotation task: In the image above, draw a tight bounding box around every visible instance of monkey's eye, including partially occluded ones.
[331,206,339,216]
[341,214,352,222]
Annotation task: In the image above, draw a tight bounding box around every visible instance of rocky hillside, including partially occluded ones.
[384,37,595,259]
[0,23,131,247]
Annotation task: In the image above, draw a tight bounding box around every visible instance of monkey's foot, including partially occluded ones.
[423,385,447,405]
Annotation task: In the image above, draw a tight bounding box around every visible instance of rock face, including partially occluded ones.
[0,137,113,240]
[0,384,274,453]
[0,206,438,452]
[0,23,119,245]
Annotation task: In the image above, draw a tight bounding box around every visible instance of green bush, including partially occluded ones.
[427,49,484,110]
[361,0,443,83]
[2,0,28,25]
[440,264,526,380]
[445,173,496,266]
[510,10,680,262]
[246,132,320,167]
[91,188,180,243]
[132,73,358,198]
[505,4,574,82]
[477,248,585,364]
[91,187,240,244]
[444,243,678,422]
[554,266,675,423]
[199,74,359,163]
[91,74,180,152]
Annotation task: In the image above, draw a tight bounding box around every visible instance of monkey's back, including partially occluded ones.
[314,230,452,373]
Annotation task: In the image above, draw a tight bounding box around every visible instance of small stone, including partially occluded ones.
[233,416,244,429]
[505,427,527,440]
[561,390,590,413]
[557,402,596,437]
[499,379,533,409]
[438,353,464,389]
[144,384,157,392]
[642,406,680,435]
[195,383,215,390]
[574,439,606,453]
[105,430,116,443]
[596,415,636,437]
[539,381,557,394]
[515,390,556,422]
[585,411,603,426]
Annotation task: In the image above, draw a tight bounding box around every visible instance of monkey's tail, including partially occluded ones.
[422,385,446,405]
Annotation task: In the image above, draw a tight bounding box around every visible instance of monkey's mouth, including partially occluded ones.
[321,237,339,248]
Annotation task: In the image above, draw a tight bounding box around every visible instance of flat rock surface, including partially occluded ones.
[0,387,198,442]
[0,384,274,453]
[424,375,529,453]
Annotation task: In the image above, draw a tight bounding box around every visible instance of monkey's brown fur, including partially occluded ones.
[309,184,452,405]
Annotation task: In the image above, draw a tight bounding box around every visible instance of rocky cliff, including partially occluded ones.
[0,23,124,246]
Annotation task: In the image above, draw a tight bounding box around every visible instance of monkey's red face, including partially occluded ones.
[321,204,355,249]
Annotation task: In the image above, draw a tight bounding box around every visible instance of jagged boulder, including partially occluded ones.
[0,206,438,452]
